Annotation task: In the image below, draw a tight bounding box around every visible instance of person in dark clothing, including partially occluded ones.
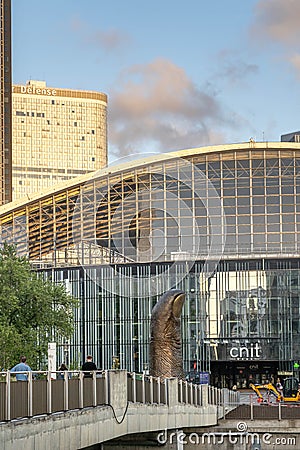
[81,355,97,378]
[58,363,69,379]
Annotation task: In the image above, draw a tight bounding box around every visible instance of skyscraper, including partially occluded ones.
[12,80,108,200]
[0,0,12,204]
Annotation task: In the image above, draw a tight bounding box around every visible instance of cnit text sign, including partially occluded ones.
[229,343,261,359]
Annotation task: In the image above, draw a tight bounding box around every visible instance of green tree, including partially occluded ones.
[0,243,78,369]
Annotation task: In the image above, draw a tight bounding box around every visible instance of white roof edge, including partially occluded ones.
[1,141,300,214]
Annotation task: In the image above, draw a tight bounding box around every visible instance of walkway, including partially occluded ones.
[0,370,239,449]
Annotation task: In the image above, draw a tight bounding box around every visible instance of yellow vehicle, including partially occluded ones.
[250,377,300,403]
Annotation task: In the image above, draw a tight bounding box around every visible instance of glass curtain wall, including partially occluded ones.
[2,147,300,264]
[49,259,300,376]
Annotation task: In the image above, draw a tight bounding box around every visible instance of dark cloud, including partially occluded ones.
[109,59,230,157]
[218,50,259,84]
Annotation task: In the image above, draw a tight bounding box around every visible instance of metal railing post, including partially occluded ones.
[79,370,84,409]
[142,373,145,403]
[278,400,282,421]
[47,370,52,414]
[64,371,69,411]
[105,370,109,404]
[178,379,182,403]
[133,372,136,403]
[28,371,33,417]
[157,377,160,404]
[92,371,97,406]
[221,389,225,417]
[165,379,168,404]
[6,371,11,421]
[150,376,153,404]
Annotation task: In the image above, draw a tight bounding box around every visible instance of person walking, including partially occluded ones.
[276,377,283,397]
[81,355,97,378]
[10,356,32,381]
[57,363,69,379]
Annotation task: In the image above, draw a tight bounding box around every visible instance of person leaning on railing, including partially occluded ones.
[81,355,97,378]
[10,355,32,381]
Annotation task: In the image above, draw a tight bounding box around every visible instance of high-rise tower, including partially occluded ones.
[12,80,108,200]
[0,0,12,204]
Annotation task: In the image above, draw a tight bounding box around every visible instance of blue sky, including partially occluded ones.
[12,0,300,160]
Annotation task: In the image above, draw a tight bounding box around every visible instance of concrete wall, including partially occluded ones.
[102,419,300,450]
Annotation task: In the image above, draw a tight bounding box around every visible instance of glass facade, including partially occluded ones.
[1,142,300,386]
[0,143,300,263]
[49,257,300,388]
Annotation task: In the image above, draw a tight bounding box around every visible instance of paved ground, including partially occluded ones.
[238,389,278,405]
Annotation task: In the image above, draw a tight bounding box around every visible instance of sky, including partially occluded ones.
[12,0,300,161]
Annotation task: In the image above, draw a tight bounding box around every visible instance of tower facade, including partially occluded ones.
[0,0,12,204]
[12,80,108,200]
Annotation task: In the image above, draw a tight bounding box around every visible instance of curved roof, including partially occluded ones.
[2,140,300,265]
[1,140,300,215]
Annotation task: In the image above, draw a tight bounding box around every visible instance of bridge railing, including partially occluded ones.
[0,370,108,421]
[0,370,230,422]
[127,373,167,404]
[178,379,206,406]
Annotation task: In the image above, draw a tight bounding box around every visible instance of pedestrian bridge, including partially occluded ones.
[0,370,238,449]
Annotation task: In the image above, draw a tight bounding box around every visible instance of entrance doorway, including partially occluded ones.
[210,361,279,389]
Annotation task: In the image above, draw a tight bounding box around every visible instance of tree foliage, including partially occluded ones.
[0,243,78,369]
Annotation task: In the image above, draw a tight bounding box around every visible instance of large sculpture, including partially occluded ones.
[149,290,185,379]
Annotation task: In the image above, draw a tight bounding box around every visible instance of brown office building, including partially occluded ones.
[0,0,12,204]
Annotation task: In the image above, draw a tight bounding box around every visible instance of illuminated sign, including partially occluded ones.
[229,342,261,359]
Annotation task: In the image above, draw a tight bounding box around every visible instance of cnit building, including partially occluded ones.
[1,140,300,388]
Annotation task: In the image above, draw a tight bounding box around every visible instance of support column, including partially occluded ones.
[166,378,179,407]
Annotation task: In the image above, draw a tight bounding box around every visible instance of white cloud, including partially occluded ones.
[253,0,300,45]
[108,59,230,157]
